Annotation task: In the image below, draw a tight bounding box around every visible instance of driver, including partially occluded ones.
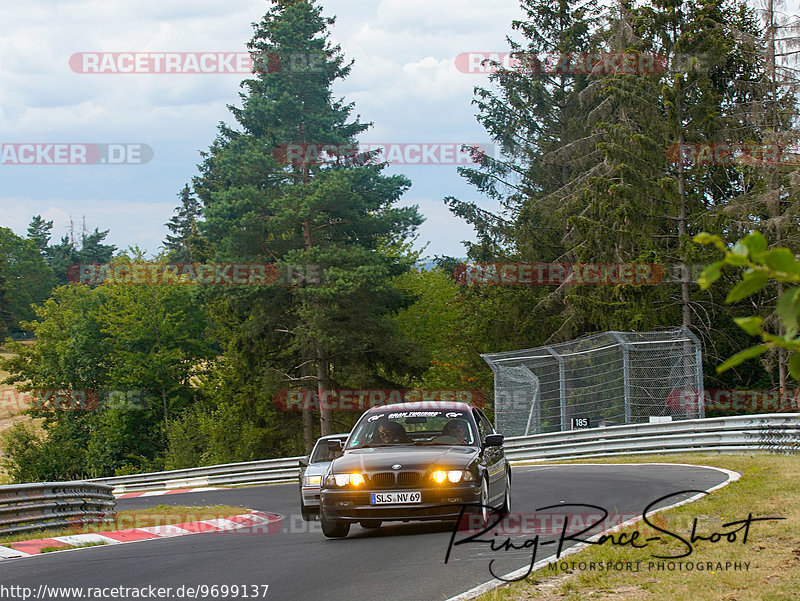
[373,419,410,444]
[441,419,470,444]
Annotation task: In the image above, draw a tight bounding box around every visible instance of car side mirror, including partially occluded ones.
[327,439,344,452]
[299,456,308,467]
[483,434,504,447]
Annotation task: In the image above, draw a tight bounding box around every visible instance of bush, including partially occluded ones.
[165,403,261,470]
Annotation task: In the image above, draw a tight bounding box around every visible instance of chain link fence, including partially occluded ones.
[482,327,703,435]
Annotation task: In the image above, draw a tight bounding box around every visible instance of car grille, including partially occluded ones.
[369,471,421,488]
[397,472,420,487]
[371,473,395,488]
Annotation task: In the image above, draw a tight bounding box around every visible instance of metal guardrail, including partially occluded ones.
[89,414,800,494]
[92,456,304,494]
[0,482,116,535]
[503,413,800,462]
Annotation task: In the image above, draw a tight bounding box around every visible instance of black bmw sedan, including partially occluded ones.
[318,401,510,538]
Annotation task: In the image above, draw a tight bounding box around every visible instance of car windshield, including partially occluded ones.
[346,410,476,449]
[310,438,344,463]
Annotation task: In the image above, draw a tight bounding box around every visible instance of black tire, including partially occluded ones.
[359,519,381,529]
[321,509,350,538]
[300,499,314,521]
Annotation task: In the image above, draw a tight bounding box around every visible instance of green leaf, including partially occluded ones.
[725,270,769,303]
[763,248,800,276]
[716,344,770,373]
[776,288,800,338]
[741,231,767,258]
[697,261,722,289]
[724,254,749,266]
[733,316,764,336]
[693,232,727,252]
[760,333,800,351]
[730,241,748,258]
[789,353,800,382]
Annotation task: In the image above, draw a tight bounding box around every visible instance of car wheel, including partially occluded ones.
[479,476,490,526]
[320,509,350,538]
[500,471,511,515]
[300,499,314,521]
[359,519,381,529]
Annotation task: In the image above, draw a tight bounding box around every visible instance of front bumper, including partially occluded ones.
[320,485,481,522]
[301,487,321,508]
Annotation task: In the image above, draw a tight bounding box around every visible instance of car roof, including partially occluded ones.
[364,401,474,413]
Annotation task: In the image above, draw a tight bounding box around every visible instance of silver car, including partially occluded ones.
[299,434,348,520]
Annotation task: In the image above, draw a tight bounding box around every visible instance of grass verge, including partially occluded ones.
[475,453,800,601]
[0,504,249,546]
[40,541,107,553]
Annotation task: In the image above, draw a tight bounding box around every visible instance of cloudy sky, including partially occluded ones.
[0,0,529,259]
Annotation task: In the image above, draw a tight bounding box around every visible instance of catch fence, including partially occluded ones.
[482,327,703,435]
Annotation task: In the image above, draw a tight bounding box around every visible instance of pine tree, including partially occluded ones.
[27,215,53,256]
[443,0,607,348]
[722,0,800,388]
[164,185,211,263]
[193,0,425,448]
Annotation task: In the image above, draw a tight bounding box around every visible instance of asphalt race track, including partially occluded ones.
[0,464,733,601]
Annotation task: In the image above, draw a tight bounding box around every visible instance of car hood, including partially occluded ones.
[304,461,332,477]
[330,446,479,473]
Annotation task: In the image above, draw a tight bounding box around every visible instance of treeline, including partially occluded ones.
[445,0,799,392]
[1,0,798,482]
[0,219,115,338]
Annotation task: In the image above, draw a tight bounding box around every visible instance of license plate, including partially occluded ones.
[370,491,422,504]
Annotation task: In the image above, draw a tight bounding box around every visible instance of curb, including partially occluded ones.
[115,486,227,499]
[0,510,281,560]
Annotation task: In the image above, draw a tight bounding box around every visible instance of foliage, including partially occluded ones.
[0,228,55,337]
[164,403,262,469]
[694,231,800,382]
[0,262,215,481]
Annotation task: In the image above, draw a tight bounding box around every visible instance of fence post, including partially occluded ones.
[609,332,632,424]
[545,346,567,431]
[682,326,705,419]
[519,366,541,436]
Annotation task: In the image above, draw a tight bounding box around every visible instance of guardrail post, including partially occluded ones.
[545,346,567,431]
[609,332,632,424]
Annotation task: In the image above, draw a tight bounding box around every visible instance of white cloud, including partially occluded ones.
[0,0,524,257]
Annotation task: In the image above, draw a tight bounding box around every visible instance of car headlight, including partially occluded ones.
[325,473,365,487]
[303,475,322,487]
[430,470,476,484]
